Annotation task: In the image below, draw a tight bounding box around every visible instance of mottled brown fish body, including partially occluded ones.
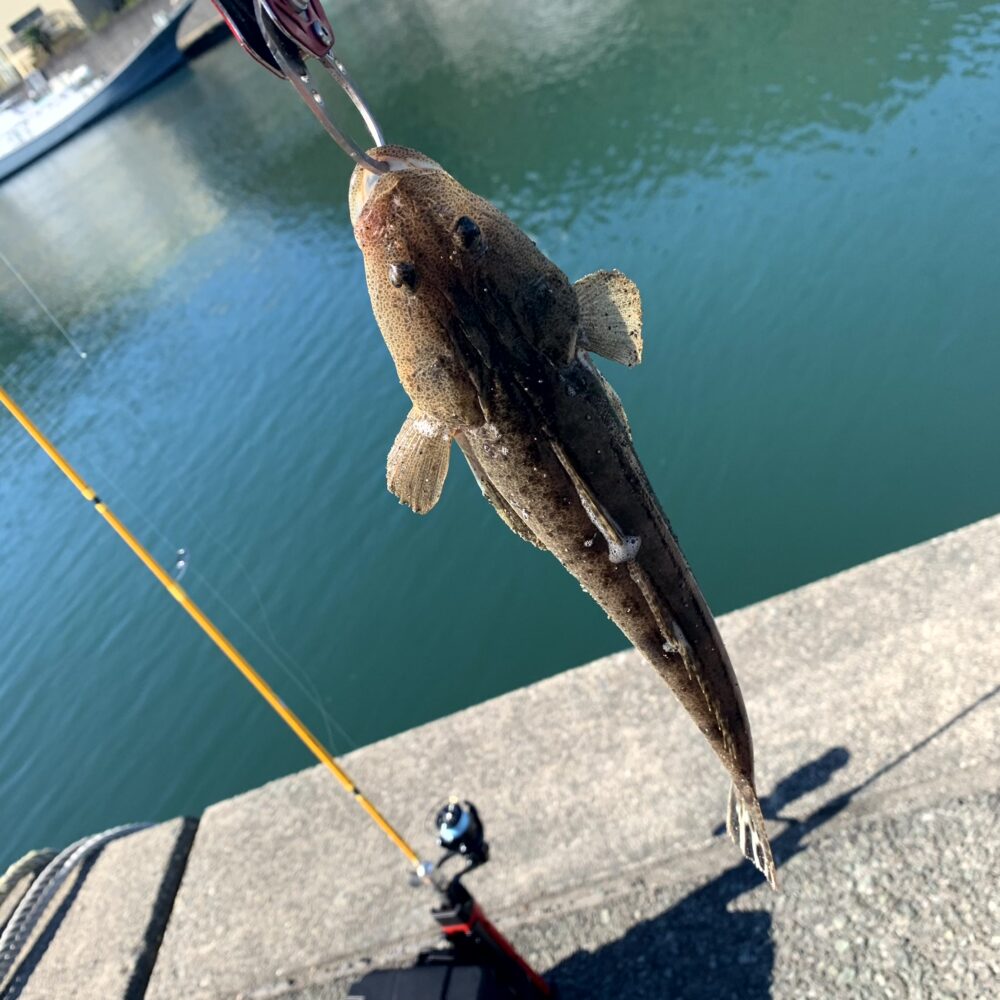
[457,364,754,785]
[350,146,776,886]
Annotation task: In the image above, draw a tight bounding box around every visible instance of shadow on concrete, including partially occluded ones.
[2,817,198,1000]
[1,853,101,1000]
[552,681,1000,998]
[123,817,199,1000]
[550,747,851,999]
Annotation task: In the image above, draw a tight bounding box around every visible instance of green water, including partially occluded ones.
[1,0,999,868]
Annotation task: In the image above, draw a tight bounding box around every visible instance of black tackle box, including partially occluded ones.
[348,961,515,999]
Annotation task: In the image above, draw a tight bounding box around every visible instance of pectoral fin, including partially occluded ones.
[575,269,643,367]
[386,407,451,514]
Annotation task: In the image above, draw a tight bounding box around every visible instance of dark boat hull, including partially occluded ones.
[0,0,193,184]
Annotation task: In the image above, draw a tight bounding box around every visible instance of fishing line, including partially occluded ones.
[0,249,88,359]
[181,500,356,750]
[0,382,422,869]
[91,452,352,752]
[0,352,352,754]
[0,359,348,753]
[83,452,354,752]
[0,251,357,752]
[93,458,356,755]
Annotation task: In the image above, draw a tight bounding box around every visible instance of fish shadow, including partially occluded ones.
[550,681,1000,998]
[550,747,852,1000]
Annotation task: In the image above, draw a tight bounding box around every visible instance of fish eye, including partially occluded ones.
[453,216,481,249]
[389,262,417,289]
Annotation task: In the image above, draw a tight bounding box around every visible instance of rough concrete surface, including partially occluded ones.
[177,0,226,53]
[284,787,1000,1000]
[0,819,196,1000]
[141,514,1000,1000]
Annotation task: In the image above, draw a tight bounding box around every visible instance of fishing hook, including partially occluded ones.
[252,0,388,173]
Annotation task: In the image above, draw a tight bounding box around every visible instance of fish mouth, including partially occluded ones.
[349,145,444,226]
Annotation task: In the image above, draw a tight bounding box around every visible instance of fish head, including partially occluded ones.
[349,146,580,423]
[348,145,470,339]
[348,145,446,231]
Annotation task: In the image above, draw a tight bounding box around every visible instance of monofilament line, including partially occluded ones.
[0,383,423,871]
[1,247,356,752]
[0,249,88,359]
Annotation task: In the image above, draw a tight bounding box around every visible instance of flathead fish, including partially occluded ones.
[349,146,776,887]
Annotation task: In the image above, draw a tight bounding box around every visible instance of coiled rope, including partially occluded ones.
[0,824,150,993]
[0,853,56,931]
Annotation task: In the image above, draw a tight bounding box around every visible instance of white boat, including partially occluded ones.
[0,0,193,184]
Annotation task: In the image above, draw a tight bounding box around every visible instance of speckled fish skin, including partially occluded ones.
[349,146,776,888]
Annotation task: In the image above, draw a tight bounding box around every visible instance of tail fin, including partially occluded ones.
[726,784,778,890]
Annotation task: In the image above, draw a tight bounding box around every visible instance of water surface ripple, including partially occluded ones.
[1,0,998,866]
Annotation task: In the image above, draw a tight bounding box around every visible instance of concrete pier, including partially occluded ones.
[1,515,998,999]
[177,0,228,59]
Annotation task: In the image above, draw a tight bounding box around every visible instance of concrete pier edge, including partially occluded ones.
[3,513,999,999]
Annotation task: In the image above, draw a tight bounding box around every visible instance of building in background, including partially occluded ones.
[0,42,22,86]
[66,0,121,29]
[0,0,95,80]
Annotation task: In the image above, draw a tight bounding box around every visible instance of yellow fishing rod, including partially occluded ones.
[1,371,555,1000]
[0,383,421,871]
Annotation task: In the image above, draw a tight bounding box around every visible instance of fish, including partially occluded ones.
[348,146,777,888]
